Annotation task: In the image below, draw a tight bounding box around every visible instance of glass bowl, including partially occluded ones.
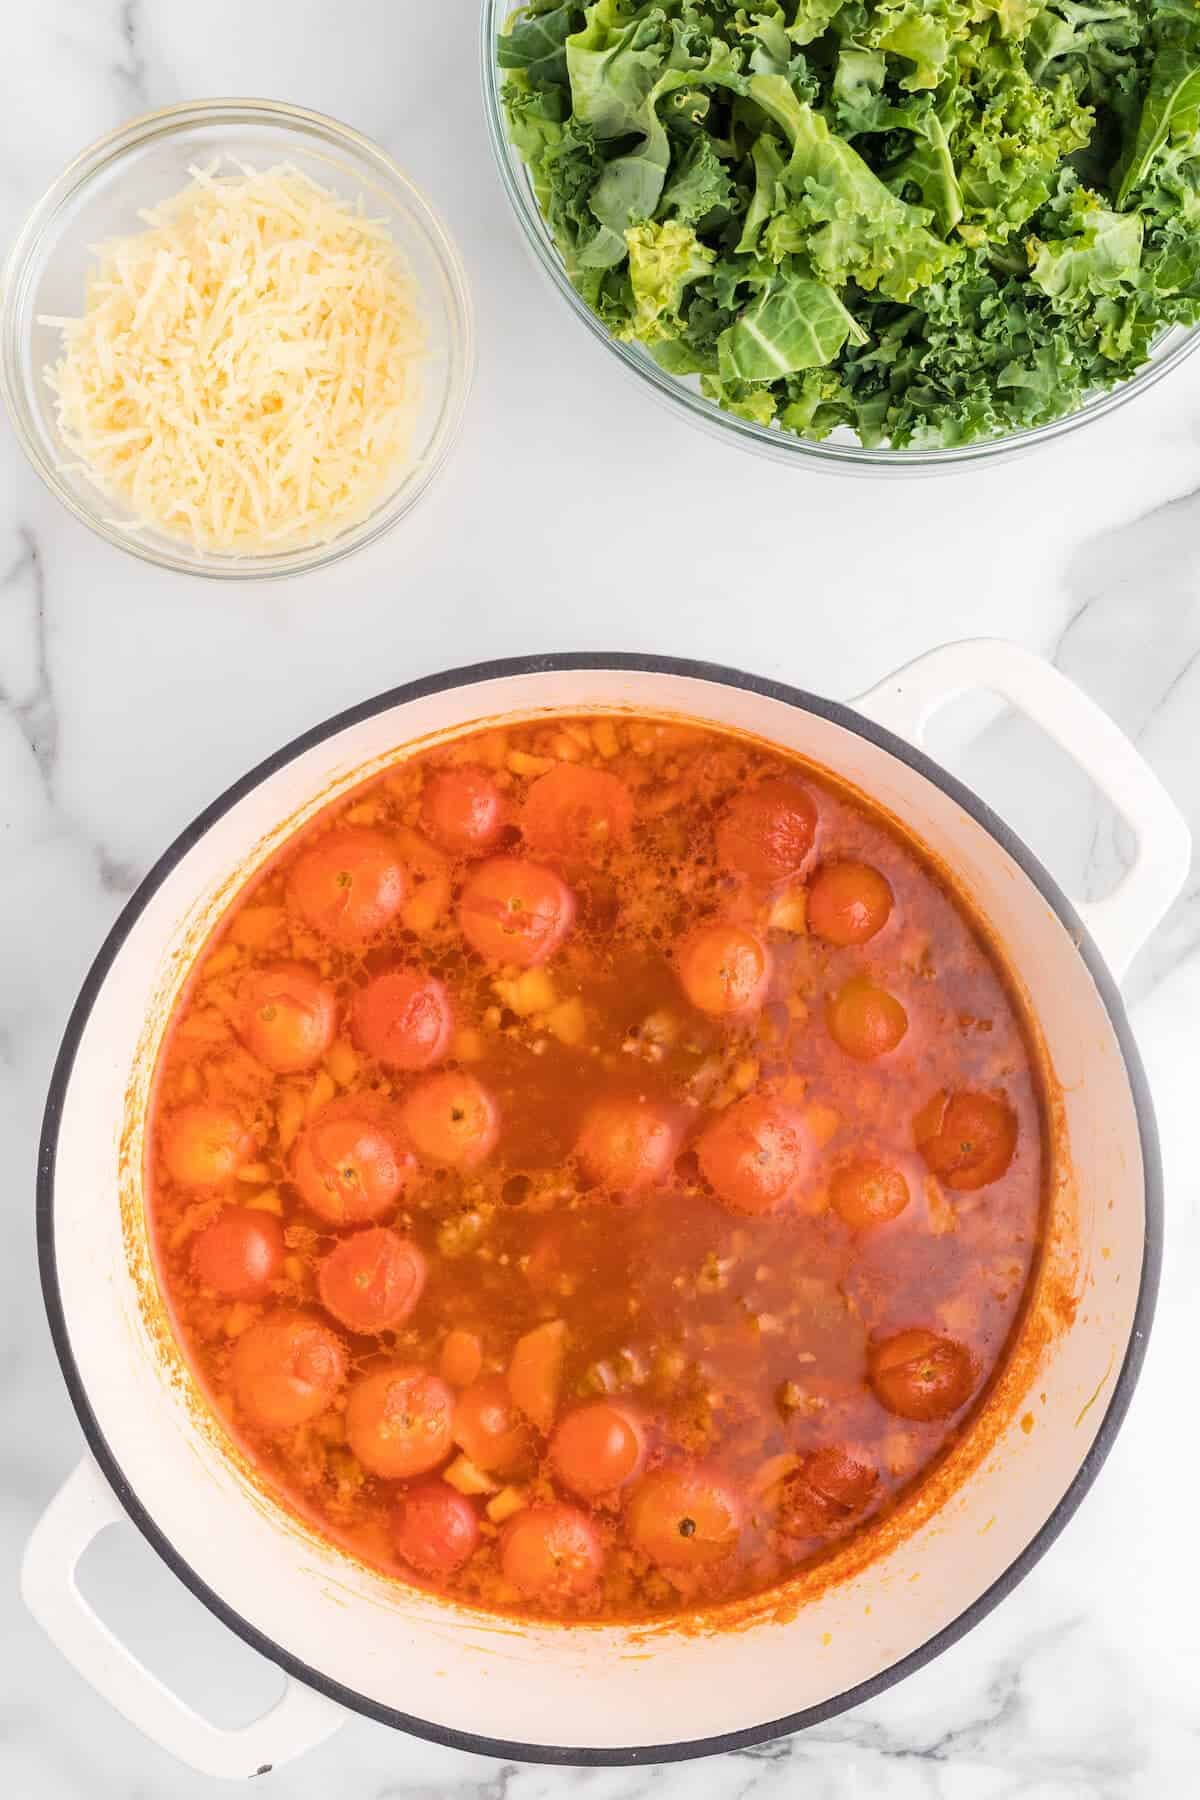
[481,2,1200,475]
[0,99,474,578]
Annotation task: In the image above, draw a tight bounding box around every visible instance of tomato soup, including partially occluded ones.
[145,713,1046,1623]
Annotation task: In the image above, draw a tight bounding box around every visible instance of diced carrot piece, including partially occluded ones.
[177,1008,232,1045]
[444,1454,498,1496]
[547,998,586,1047]
[626,721,696,756]
[448,729,507,769]
[393,826,450,935]
[439,1329,484,1388]
[325,1038,359,1087]
[404,876,450,935]
[384,765,422,802]
[508,750,555,777]
[731,1057,759,1095]
[883,1430,921,1480]
[244,1187,283,1215]
[712,1056,761,1110]
[591,719,620,758]
[235,1161,272,1185]
[925,1175,958,1235]
[276,1087,305,1152]
[486,1486,528,1524]
[749,1453,800,1498]
[202,981,241,1023]
[769,887,808,934]
[802,1103,841,1148]
[305,1071,336,1118]
[507,1319,567,1435]
[167,1198,222,1250]
[287,928,325,965]
[495,968,556,1017]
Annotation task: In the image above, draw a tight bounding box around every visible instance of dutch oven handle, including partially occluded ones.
[852,637,1191,982]
[21,1458,346,1780]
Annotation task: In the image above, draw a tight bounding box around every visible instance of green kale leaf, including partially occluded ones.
[621,219,716,341]
[498,3,578,86]
[718,265,868,377]
[749,72,958,298]
[497,0,1200,448]
[1118,29,1200,203]
[1029,183,1145,305]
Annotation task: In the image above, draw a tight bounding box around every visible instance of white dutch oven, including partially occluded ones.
[24,640,1189,1780]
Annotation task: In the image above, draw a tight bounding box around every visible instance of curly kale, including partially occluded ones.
[499,0,1200,447]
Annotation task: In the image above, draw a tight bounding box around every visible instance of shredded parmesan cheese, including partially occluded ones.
[41,161,427,554]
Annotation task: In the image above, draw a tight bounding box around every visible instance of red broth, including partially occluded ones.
[146,713,1045,1622]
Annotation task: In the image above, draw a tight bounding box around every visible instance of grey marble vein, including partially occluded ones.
[114,0,148,110]
[0,524,57,785]
[1054,493,1200,1007]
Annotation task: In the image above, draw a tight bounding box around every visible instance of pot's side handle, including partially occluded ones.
[852,637,1191,981]
[22,1458,345,1781]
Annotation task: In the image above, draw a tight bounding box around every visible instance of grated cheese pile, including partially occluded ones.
[41,162,427,554]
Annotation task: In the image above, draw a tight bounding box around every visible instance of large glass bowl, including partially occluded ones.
[481,2,1200,474]
[1,100,474,578]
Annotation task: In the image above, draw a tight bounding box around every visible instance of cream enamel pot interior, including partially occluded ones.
[24,640,1189,1780]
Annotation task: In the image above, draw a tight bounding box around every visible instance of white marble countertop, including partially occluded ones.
[1,3,1198,1797]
